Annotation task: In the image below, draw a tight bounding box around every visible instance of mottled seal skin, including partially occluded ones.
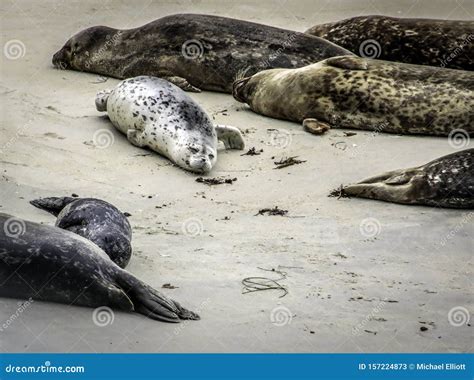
[335,149,474,209]
[96,76,245,173]
[0,213,199,323]
[233,56,474,136]
[30,197,132,269]
[305,15,474,71]
[52,13,354,93]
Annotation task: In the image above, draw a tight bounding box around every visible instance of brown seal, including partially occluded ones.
[52,13,354,93]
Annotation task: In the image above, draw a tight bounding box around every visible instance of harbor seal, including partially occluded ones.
[331,149,473,209]
[233,56,474,136]
[0,213,199,323]
[305,15,474,70]
[52,13,354,93]
[30,196,132,268]
[96,76,245,173]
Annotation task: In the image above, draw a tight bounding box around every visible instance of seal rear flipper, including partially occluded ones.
[325,56,368,71]
[339,168,423,205]
[116,272,200,323]
[30,196,77,217]
[164,76,201,93]
[215,125,245,150]
[303,118,331,135]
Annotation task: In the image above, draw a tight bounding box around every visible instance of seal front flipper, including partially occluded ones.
[127,129,146,148]
[116,272,200,323]
[325,56,368,70]
[303,118,331,135]
[95,89,113,112]
[30,196,76,216]
[215,125,245,150]
[164,76,201,93]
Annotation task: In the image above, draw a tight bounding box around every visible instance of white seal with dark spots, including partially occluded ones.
[96,76,245,173]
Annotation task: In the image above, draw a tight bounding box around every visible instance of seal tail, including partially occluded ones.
[116,272,200,323]
[30,196,77,217]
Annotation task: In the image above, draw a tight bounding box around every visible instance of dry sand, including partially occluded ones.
[0,0,472,352]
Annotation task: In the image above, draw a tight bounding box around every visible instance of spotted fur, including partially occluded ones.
[30,197,132,268]
[339,149,473,208]
[233,56,474,136]
[97,76,220,173]
[306,15,474,70]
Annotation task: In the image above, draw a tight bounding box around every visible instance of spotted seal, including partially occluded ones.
[30,196,132,268]
[233,56,474,136]
[52,13,354,93]
[96,76,245,173]
[0,213,199,322]
[305,15,474,70]
[332,149,473,209]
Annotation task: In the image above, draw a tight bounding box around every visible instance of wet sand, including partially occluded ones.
[0,0,472,352]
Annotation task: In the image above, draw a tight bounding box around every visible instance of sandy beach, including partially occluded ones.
[0,0,472,353]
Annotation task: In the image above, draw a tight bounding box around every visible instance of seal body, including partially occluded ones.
[96,76,244,173]
[305,15,474,70]
[52,13,354,93]
[0,213,199,323]
[335,149,474,209]
[233,56,474,136]
[30,197,132,268]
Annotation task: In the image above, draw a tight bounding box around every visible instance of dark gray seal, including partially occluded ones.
[0,213,199,323]
[30,196,132,268]
[233,56,474,136]
[331,149,473,209]
[52,13,354,93]
[96,76,244,173]
[305,15,474,71]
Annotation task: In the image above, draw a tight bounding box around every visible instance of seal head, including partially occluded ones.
[52,26,117,71]
[30,197,132,268]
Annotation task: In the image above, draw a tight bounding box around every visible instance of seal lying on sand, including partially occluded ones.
[97,76,244,173]
[52,13,353,93]
[30,197,132,268]
[0,213,199,323]
[305,15,474,71]
[331,149,473,209]
[233,56,474,136]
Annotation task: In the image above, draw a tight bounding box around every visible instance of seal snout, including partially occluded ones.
[232,77,251,103]
[52,49,69,70]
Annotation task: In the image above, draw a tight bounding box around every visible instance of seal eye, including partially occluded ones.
[208,154,215,160]
[188,147,199,154]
